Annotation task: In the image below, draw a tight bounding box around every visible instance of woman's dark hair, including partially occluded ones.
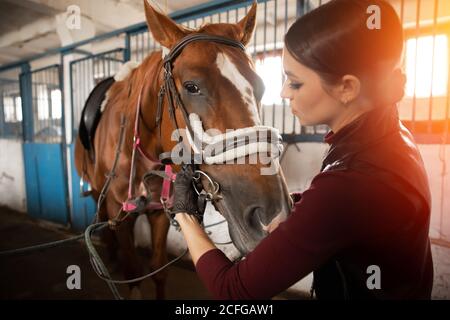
[285,0,406,105]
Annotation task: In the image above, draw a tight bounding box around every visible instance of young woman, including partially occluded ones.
[171,0,434,299]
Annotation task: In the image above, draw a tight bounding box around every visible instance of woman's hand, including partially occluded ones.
[171,165,216,265]
[171,165,207,223]
[290,192,302,204]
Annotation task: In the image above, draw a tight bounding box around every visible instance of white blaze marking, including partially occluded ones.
[216,53,260,124]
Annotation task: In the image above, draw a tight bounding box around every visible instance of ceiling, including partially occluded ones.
[0,0,210,67]
[0,0,449,69]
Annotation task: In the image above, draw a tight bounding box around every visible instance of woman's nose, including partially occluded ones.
[280,82,292,100]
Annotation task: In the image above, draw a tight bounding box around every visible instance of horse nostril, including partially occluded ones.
[247,207,264,230]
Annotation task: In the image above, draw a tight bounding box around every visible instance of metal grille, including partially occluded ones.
[70,49,124,137]
[29,65,62,143]
[0,75,22,139]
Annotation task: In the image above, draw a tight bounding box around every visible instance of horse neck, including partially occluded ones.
[124,53,165,162]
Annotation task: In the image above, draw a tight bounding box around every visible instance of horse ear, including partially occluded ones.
[237,1,257,46]
[143,0,187,48]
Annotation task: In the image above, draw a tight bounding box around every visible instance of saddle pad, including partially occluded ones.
[79,77,115,151]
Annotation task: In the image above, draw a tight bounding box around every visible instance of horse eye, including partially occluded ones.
[184,82,201,95]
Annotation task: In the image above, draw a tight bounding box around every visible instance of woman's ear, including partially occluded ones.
[339,75,361,105]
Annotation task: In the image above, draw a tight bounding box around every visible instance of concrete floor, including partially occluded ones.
[0,207,212,300]
[1,206,449,300]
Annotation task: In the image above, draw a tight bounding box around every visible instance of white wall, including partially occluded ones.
[0,139,26,212]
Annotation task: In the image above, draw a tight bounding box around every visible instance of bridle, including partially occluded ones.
[123,33,283,223]
[155,33,247,141]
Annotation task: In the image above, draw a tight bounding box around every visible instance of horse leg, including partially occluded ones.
[148,210,170,300]
[107,199,144,299]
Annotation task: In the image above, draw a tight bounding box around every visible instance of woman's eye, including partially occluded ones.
[184,82,201,95]
[289,82,303,90]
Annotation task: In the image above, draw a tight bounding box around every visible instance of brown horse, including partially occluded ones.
[74,0,292,299]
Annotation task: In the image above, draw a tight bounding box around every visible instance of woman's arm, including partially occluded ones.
[175,212,217,265]
[171,166,353,299]
[175,191,302,266]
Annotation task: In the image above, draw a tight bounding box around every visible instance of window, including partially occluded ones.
[50,90,62,120]
[255,55,284,106]
[3,95,22,123]
[405,34,448,98]
[37,85,49,120]
[37,87,61,120]
[15,97,22,121]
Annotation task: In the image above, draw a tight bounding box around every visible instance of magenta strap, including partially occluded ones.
[161,165,176,202]
[122,85,174,213]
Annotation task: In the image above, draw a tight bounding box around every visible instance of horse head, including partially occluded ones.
[141,0,292,254]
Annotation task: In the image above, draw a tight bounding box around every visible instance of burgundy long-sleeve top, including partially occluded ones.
[195,104,434,300]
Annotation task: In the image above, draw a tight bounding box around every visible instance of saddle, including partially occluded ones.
[78,77,115,159]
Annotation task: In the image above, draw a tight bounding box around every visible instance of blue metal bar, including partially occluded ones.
[400,0,405,24]
[0,89,4,137]
[59,54,71,225]
[427,0,439,134]
[72,49,91,56]
[29,64,60,75]
[19,63,33,142]
[80,60,85,133]
[174,0,269,23]
[297,0,306,17]
[281,0,288,134]
[124,33,131,62]
[59,60,66,145]
[70,48,124,66]
[70,59,75,139]
[0,78,20,84]
[411,0,422,132]
[272,0,277,130]
[262,0,267,125]
[146,31,150,56]
[282,133,325,143]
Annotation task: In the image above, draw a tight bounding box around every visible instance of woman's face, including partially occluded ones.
[281,48,342,127]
